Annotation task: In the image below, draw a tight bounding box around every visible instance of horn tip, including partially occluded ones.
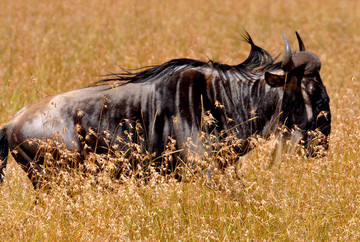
[282,32,288,40]
[282,32,292,53]
[295,31,306,51]
[281,32,294,71]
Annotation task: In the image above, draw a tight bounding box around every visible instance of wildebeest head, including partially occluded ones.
[264,32,331,156]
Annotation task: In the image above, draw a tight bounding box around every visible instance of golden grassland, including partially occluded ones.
[1,0,360,240]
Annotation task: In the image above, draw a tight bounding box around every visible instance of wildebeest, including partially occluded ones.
[0,32,331,188]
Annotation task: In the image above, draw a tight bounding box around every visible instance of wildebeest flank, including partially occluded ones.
[0,31,331,188]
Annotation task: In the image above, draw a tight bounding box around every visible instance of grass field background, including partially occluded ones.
[0,0,360,240]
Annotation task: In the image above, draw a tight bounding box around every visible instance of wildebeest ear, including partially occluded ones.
[264,72,285,87]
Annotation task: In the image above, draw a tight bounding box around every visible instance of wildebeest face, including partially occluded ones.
[300,72,331,155]
[265,32,331,156]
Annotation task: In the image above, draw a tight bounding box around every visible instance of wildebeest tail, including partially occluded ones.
[0,128,9,183]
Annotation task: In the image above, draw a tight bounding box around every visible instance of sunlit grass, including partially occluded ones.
[0,0,360,240]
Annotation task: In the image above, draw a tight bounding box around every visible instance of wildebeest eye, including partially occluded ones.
[302,77,317,95]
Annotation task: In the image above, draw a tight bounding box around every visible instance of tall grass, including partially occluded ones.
[1,0,360,240]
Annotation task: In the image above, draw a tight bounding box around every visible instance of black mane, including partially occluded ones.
[93,32,279,86]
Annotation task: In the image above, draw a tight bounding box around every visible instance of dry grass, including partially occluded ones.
[1,0,360,240]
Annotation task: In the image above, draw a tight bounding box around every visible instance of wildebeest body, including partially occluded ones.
[7,68,280,156]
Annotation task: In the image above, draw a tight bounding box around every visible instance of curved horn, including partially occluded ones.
[281,32,295,72]
[295,31,306,51]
